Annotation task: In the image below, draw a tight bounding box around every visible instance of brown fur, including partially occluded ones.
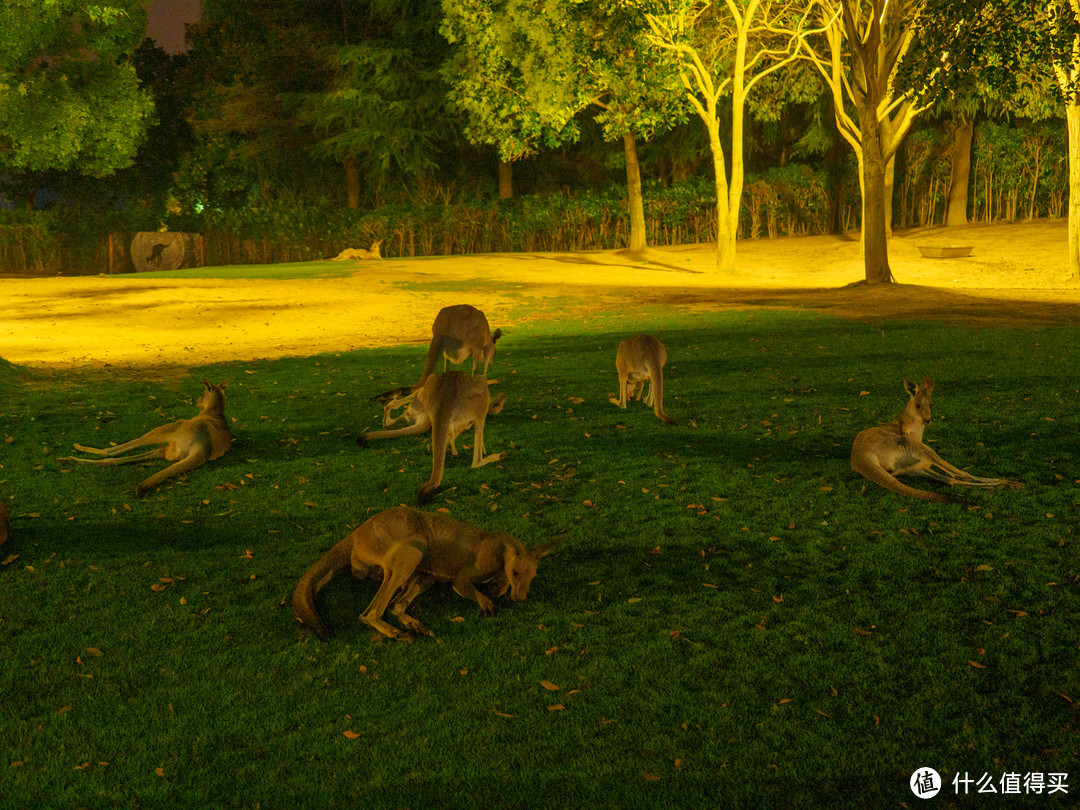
[292,505,555,641]
[358,372,506,504]
[851,377,1021,502]
[59,379,232,497]
[611,334,676,425]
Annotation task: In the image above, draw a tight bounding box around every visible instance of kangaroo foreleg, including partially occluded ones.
[60,447,167,466]
[134,448,208,497]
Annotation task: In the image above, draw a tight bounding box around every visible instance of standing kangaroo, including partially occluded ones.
[292,505,555,641]
[372,304,502,425]
[611,334,677,425]
[358,371,506,504]
[59,379,232,497]
[850,377,1021,502]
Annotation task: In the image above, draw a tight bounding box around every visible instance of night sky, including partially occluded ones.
[146,0,201,54]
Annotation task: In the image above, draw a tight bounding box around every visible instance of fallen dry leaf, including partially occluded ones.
[155,767,165,777]
[150,583,166,592]
[1,555,18,566]
[674,758,683,770]
[86,647,103,657]
[641,773,660,782]
[450,616,465,623]
[493,710,514,718]
[546,704,565,711]
[342,730,361,739]
[968,661,987,669]
[540,680,560,692]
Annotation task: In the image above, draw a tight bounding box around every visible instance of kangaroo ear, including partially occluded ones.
[217,377,233,390]
[202,378,213,389]
[903,378,920,396]
[920,376,933,393]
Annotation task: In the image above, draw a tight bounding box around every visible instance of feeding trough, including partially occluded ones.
[917,245,973,259]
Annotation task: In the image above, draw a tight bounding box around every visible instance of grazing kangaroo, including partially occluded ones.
[292,505,556,641]
[610,334,677,425]
[371,304,502,418]
[850,377,1022,503]
[59,379,232,497]
[330,240,382,260]
[358,372,506,504]
[0,500,8,547]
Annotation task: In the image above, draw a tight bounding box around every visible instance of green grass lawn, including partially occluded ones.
[1,308,1077,807]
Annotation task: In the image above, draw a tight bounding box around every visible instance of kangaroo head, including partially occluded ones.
[484,328,502,369]
[902,376,934,425]
[197,378,229,413]
[502,538,556,602]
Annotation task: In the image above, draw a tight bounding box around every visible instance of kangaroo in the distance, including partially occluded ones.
[358,371,506,505]
[330,240,382,261]
[59,379,233,497]
[850,377,1022,503]
[292,505,555,641]
[610,334,677,425]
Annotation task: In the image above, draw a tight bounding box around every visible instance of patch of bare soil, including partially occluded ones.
[1,220,1077,372]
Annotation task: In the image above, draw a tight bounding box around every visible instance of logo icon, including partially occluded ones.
[911,767,942,798]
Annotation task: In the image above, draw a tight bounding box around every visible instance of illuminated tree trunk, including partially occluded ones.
[623,131,647,254]
[946,117,973,227]
[857,113,894,284]
[1067,103,1080,282]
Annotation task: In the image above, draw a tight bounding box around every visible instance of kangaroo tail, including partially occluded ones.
[853,458,952,503]
[292,535,354,641]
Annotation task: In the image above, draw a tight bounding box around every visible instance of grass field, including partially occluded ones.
[1,305,1078,807]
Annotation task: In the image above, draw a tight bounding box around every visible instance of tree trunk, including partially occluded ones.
[344,156,360,210]
[858,114,894,284]
[884,155,896,235]
[704,120,736,272]
[946,117,973,227]
[1067,103,1080,282]
[622,132,647,254]
[497,158,513,200]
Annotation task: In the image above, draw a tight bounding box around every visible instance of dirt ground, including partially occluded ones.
[2,219,1077,372]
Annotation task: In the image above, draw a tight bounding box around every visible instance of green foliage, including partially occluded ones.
[440,0,686,160]
[1,309,1078,805]
[0,0,154,176]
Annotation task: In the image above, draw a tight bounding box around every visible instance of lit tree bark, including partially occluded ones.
[1066,103,1080,281]
[623,132,648,254]
[946,117,974,227]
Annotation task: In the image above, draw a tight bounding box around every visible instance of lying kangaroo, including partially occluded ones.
[610,334,677,425]
[292,505,555,641]
[330,240,382,261]
[851,377,1021,502]
[59,379,233,497]
[358,372,506,504]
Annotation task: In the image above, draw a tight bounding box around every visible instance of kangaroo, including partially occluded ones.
[850,377,1022,503]
[292,505,556,641]
[0,500,8,547]
[59,379,233,497]
[330,240,382,261]
[358,372,506,504]
[371,304,502,413]
[610,334,677,425]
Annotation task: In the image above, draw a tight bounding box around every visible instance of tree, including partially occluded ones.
[799,0,929,284]
[646,0,825,272]
[0,0,153,186]
[899,0,1080,281]
[441,0,686,255]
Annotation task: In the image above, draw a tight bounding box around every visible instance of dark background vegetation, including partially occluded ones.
[0,0,1072,275]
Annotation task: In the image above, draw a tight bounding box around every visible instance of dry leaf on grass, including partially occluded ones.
[342,730,361,739]
[641,773,660,782]
[547,704,565,711]
[493,710,514,718]
[540,680,559,692]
